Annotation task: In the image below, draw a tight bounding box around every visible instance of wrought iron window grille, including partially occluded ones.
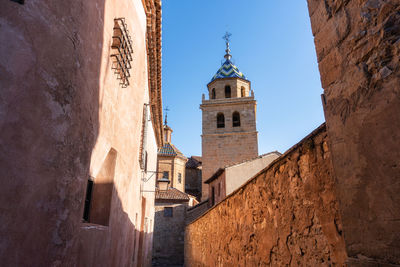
[111,18,133,87]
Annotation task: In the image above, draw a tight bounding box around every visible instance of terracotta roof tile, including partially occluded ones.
[186,156,202,168]
[155,187,190,201]
[158,142,186,158]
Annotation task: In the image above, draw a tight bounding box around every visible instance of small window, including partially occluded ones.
[241,87,245,97]
[83,179,94,222]
[218,182,221,196]
[211,88,216,99]
[163,171,169,179]
[225,85,231,98]
[83,149,117,226]
[164,207,173,217]
[10,0,24,4]
[178,173,182,183]
[144,151,148,172]
[232,111,240,127]
[211,187,215,206]
[217,113,225,128]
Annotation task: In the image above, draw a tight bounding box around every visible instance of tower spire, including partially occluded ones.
[164,106,169,125]
[223,32,232,60]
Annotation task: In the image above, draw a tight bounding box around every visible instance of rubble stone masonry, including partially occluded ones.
[307,0,400,265]
[185,124,347,266]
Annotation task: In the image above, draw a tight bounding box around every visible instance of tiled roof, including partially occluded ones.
[186,156,202,168]
[158,142,185,158]
[155,187,190,201]
[191,156,202,163]
[210,59,247,83]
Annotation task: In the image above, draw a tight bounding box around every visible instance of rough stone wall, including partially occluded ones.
[0,0,161,266]
[185,124,347,266]
[185,166,202,200]
[153,202,188,266]
[307,1,400,265]
[186,201,209,225]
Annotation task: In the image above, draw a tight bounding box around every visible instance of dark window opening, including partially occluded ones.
[211,88,216,99]
[82,149,117,226]
[217,113,225,128]
[163,171,169,179]
[10,0,24,4]
[233,111,240,127]
[211,187,215,206]
[144,151,148,172]
[164,207,173,217]
[178,173,182,183]
[241,87,245,97]
[83,179,94,222]
[225,85,231,98]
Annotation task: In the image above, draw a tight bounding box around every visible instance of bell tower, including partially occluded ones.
[200,33,258,200]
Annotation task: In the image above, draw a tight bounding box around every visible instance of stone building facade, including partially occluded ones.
[153,174,197,266]
[185,156,202,200]
[157,124,187,192]
[205,152,281,207]
[201,41,258,200]
[186,124,347,266]
[0,0,162,266]
[308,0,400,265]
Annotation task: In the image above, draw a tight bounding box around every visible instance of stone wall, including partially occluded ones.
[185,165,202,200]
[307,0,400,265]
[153,202,188,266]
[185,124,347,266]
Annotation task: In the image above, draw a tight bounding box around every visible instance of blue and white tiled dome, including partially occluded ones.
[210,59,247,83]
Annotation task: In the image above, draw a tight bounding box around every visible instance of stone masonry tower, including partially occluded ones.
[201,33,258,200]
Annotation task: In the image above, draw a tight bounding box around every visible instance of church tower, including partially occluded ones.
[201,33,258,200]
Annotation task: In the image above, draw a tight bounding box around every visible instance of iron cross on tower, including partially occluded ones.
[223,32,232,60]
[164,106,170,125]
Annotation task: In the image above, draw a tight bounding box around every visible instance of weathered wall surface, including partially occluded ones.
[185,124,347,266]
[185,165,202,200]
[0,0,161,266]
[153,203,188,266]
[307,0,400,265]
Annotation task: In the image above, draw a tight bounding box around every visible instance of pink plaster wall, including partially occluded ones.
[0,0,159,266]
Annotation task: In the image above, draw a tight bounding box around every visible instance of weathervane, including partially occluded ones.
[164,106,170,125]
[223,32,232,60]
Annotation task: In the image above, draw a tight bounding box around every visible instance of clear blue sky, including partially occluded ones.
[162,1,324,157]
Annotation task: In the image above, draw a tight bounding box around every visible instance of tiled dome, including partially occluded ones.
[210,59,247,83]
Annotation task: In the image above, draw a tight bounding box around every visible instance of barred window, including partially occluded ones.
[110,18,133,87]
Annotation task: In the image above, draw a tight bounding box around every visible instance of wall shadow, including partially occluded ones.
[0,0,104,265]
